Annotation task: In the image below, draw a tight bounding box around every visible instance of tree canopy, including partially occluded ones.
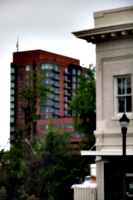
[69,64,96,149]
[0,71,95,200]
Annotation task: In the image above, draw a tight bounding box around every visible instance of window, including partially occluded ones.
[40,107,53,113]
[54,109,58,114]
[54,81,59,86]
[48,93,54,99]
[11,67,15,73]
[11,96,15,102]
[10,117,14,123]
[41,99,53,106]
[26,80,30,86]
[72,83,76,89]
[40,114,50,119]
[72,77,76,82]
[65,76,70,82]
[10,127,15,132]
[11,89,15,95]
[18,66,23,72]
[45,71,53,78]
[65,68,70,74]
[18,81,23,86]
[40,134,44,139]
[25,65,31,71]
[11,103,15,109]
[25,74,30,79]
[18,88,22,93]
[54,95,59,100]
[11,75,15,81]
[65,124,73,129]
[54,74,59,79]
[116,77,132,113]
[77,70,81,75]
[18,74,23,80]
[10,110,14,116]
[40,125,49,130]
[40,63,53,70]
[11,82,15,88]
[65,96,69,102]
[18,109,22,114]
[52,124,57,129]
[72,69,76,75]
[65,103,68,109]
[53,65,58,71]
[54,102,59,107]
[54,88,59,94]
[43,79,53,85]
[18,116,23,121]
[18,95,22,100]
[18,102,23,107]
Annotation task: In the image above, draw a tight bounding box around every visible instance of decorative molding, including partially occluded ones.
[102,54,133,62]
[72,23,133,44]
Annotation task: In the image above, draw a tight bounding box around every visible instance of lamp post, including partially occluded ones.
[119,113,130,200]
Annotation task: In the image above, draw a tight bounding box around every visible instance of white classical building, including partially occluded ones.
[73,6,133,200]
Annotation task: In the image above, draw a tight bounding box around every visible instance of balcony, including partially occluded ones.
[54,90,60,95]
[54,98,60,102]
[53,104,60,109]
[64,113,71,117]
[64,84,71,89]
[64,91,71,96]
[53,66,60,73]
[52,81,60,88]
[53,113,60,118]
[53,75,60,80]
[64,77,71,83]
[64,98,70,103]
[64,68,71,75]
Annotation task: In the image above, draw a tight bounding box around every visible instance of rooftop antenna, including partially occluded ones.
[16,37,19,52]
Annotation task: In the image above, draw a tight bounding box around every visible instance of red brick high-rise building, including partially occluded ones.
[10,49,86,143]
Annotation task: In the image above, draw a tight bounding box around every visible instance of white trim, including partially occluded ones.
[111,114,133,120]
[80,150,133,156]
[126,173,133,177]
[113,75,132,117]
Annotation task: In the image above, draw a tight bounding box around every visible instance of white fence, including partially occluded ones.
[74,187,97,200]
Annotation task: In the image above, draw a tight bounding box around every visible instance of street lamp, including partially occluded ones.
[119,113,130,200]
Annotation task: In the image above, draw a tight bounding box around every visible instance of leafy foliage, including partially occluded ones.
[69,64,96,149]
[0,187,6,200]
[21,72,51,123]
[23,120,93,200]
[0,70,95,199]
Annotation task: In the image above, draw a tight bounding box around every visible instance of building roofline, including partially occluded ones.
[12,49,80,64]
[72,23,133,44]
[94,6,133,18]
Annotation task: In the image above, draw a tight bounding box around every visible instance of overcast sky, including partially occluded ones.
[0,0,132,150]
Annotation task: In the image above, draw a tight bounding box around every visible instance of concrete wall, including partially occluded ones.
[94,6,133,200]
[94,6,133,28]
[94,37,133,151]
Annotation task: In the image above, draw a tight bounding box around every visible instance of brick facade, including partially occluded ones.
[10,49,86,144]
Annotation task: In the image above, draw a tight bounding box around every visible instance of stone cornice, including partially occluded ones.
[72,23,133,44]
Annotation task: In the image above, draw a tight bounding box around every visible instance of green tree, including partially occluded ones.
[0,71,51,200]
[20,71,51,138]
[69,64,96,149]
[22,120,92,200]
[0,69,94,200]
[0,187,6,200]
